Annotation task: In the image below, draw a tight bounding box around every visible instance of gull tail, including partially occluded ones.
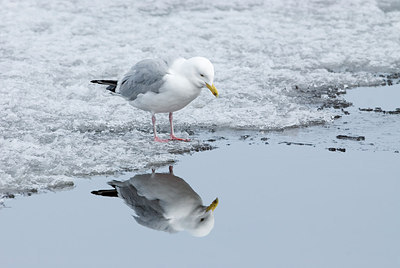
[90,79,118,93]
[91,189,118,197]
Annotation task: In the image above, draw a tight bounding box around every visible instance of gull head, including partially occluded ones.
[187,198,219,237]
[186,57,219,97]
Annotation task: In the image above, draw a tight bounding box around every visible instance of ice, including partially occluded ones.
[1,0,399,194]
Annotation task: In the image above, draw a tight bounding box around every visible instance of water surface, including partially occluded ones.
[1,143,399,268]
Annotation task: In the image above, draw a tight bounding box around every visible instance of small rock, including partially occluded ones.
[193,144,215,152]
[341,109,350,115]
[328,147,346,152]
[279,141,314,146]
[336,135,365,141]
[240,135,250,140]
[359,108,373,112]
[387,109,400,114]
[360,107,400,114]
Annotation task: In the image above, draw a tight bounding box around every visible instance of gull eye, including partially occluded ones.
[200,74,204,77]
[200,218,205,222]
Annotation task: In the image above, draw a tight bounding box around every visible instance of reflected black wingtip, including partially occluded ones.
[91,189,118,197]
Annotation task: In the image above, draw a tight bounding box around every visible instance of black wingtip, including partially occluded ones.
[90,80,106,85]
[90,79,118,86]
[91,79,118,92]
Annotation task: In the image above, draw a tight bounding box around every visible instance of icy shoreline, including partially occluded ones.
[1,82,399,199]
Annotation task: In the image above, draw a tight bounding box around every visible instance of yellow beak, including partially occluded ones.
[206,198,219,212]
[206,83,219,97]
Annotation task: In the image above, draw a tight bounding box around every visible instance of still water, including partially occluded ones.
[1,143,399,268]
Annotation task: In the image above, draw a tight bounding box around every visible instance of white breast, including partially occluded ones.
[131,73,202,114]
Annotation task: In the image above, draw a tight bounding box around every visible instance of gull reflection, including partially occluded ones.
[92,166,218,237]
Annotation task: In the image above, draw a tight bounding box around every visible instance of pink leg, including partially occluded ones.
[169,112,190,142]
[152,114,169,142]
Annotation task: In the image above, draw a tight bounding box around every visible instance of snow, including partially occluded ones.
[1,0,399,193]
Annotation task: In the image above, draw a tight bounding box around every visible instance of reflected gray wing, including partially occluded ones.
[118,59,169,101]
[108,180,177,233]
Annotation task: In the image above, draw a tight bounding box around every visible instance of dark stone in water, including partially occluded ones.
[341,109,350,115]
[386,108,400,114]
[359,107,400,114]
[336,135,365,141]
[260,137,269,141]
[279,141,314,146]
[328,147,346,152]
[333,115,342,119]
[207,137,227,142]
[359,108,373,112]
[240,135,250,140]
[193,144,214,152]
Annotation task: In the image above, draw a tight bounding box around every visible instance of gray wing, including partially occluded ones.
[118,59,169,101]
[108,180,177,233]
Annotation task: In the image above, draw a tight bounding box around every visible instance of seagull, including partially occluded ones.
[92,166,219,237]
[91,57,219,142]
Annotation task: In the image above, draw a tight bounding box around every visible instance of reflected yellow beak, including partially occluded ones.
[206,198,219,212]
[206,83,219,97]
